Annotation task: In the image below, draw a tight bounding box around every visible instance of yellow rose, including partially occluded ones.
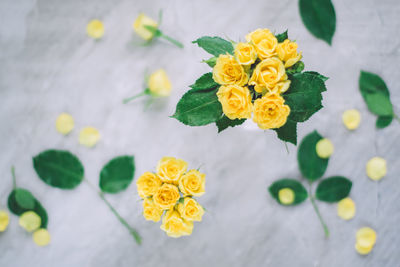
[153,183,180,210]
[253,93,291,129]
[177,197,205,222]
[245,28,278,60]
[148,69,172,97]
[234,42,257,65]
[156,157,188,184]
[133,13,158,41]
[160,209,193,238]
[217,85,253,120]
[277,39,302,68]
[0,210,9,232]
[142,198,164,222]
[136,172,162,198]
[249,57,290,94]
[212,55,248,86]
[86,20,104,39]
[179,170,205,197]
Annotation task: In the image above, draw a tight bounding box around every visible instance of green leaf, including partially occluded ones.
[298,131,329,181]
[33,149,84,189]
[192,36,234,57]
[286,61,305,75]
[100,156,135,194]
[172,87,223,126]
[299,0,336,45]
[359,71,393,116]
[273,120,297,145]
[202,57,217,67]
[8,188,48,228]
[216,116,246,133]
[316,176,352,203]
[303,71,329,82]
[190,73,218,91]
[284,73,325,122]
[376,115,393,129]
[269,179,308,205]
[275,30,288,43]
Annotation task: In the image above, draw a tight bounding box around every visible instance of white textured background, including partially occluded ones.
[0,0,399,266]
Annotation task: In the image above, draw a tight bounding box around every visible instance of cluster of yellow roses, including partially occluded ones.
[213,28,302,129]
[136,157,205,238]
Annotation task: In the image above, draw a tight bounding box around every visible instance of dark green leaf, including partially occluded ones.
[284,73,325,122]
[190,73,218,91]
[316,176,352,202]
[192,36,234,57]
[273,120,297,145]
[299,0,336,45]
[8,188,48,228]
[376,115,393,129]
[100,156,135,194]
[275,30,288,43]
[303,71,329,82]
[298,131,328,181]
[216,116,246,133]
[202,57,217,67]
[172,87,223,126]
[359,71,393,116]
[286,61,304,75]
[269,178,308,205]
[33,149,84,189]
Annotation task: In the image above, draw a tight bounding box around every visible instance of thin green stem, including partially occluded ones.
[84,179,141,244]
[159,33,184,48]
[11,166,16,189]
[309,183,329,238]
[123,91,147,104]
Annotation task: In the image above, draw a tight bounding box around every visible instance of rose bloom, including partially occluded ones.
[177,197,205,222]
[253,93,290,129]
[277,39,302,68]
[160,209,193,238]
[153,183,180,210]
[234,42,257,65]
[156,157,188,184]
[246,28,278,60]
[217,85,253,120]
[179,170,205,197]
[249,57,290,94]
[142,198,164,222]
[212,55,248,86]
[136,172,162,198]
[133,13,158,41]
[148,69,172,97]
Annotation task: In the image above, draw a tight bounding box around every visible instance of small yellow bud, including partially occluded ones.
[19,211,41,232]
[337,197,356,220]
[79,127,101,148]
[55,113,74,135]
[87,20,104,39]
[148,69,172,97]
[342,109,361,130]
[33,228,51,247]
[133,13,158,41]
[278,188,295,205]
[0,210,10,232]
[316,138,334,158]
[366,157,387,181]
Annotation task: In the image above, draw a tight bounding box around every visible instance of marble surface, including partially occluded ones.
[0,0,399,266]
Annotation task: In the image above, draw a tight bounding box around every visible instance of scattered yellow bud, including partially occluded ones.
[337,197,356,220]
[19,211,41,232]
[316,138,334,158]
[278,188,295,205]
[366,157,387,181]
[355,242,373,255]
[355,227,377,255]
[0,210,10,232]
[55,113,74,135]
[342,109,361,130]
[133,13,158,41]
[79,127,100,148]
[86,19,105,39]
[33,228,51,247]
[148,69,172,97]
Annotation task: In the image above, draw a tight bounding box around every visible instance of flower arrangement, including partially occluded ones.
[172,29,328,144]
[136,157,205,238]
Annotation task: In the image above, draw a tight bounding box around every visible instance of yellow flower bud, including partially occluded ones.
[0,210,10,232]
[136,172,162,198]
[245,28,278,60]
[142,198,163,222]
[278,188,295,205]
[33,228,51,247]
[86,20,104,39]
[55,113,74,135]
[337,197,356,220]
[160,209,193,238]
[366,157,387,181]
[179,170,206,197]
[356,227,377,249]
[156,157,188,184]
[342,109,361,130]
[148,69,172,97]
[177,197,205,221]
[277,39,302,68]
[316,138,334,159]
[133,13,158,41]
[79,127,100,148]
[19,211,41,232]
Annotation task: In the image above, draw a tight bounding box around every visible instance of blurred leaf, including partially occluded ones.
[192,36,234,56]
[100,156,135,194]
[190,73,218,91]
[316,176,352,202]
[269,178,308,205]
[275,30,288,42]
[274,119,297,145]
[376,115,393,128]
[216,116,245,133]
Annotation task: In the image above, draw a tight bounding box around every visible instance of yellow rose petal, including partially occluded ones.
[79,127,100,148]
[0,210,10,232]
[87,19,104,39]
[278,188,295,205]
[337,197,356,220]
[33,228,51,247]
[133,13,158,41]
[356,227,377,248]
[355,242,373,255]
[342,109,361,130]
[19,211,41,232]
[316,138,334,159]
[55,113,74,135]
[366,157,387,181]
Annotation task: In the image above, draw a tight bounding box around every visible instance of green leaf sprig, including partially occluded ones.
[268,131,352,237]
[32,150,141,244]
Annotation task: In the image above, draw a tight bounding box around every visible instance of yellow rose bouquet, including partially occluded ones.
[172,29,328,144]
[136,157,205,238]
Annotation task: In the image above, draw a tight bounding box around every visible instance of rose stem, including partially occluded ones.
[11,166,16,189]
[308,182,330,238]
[159,33,184,48]
[84,178,141,245]
[122,91,148,104]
